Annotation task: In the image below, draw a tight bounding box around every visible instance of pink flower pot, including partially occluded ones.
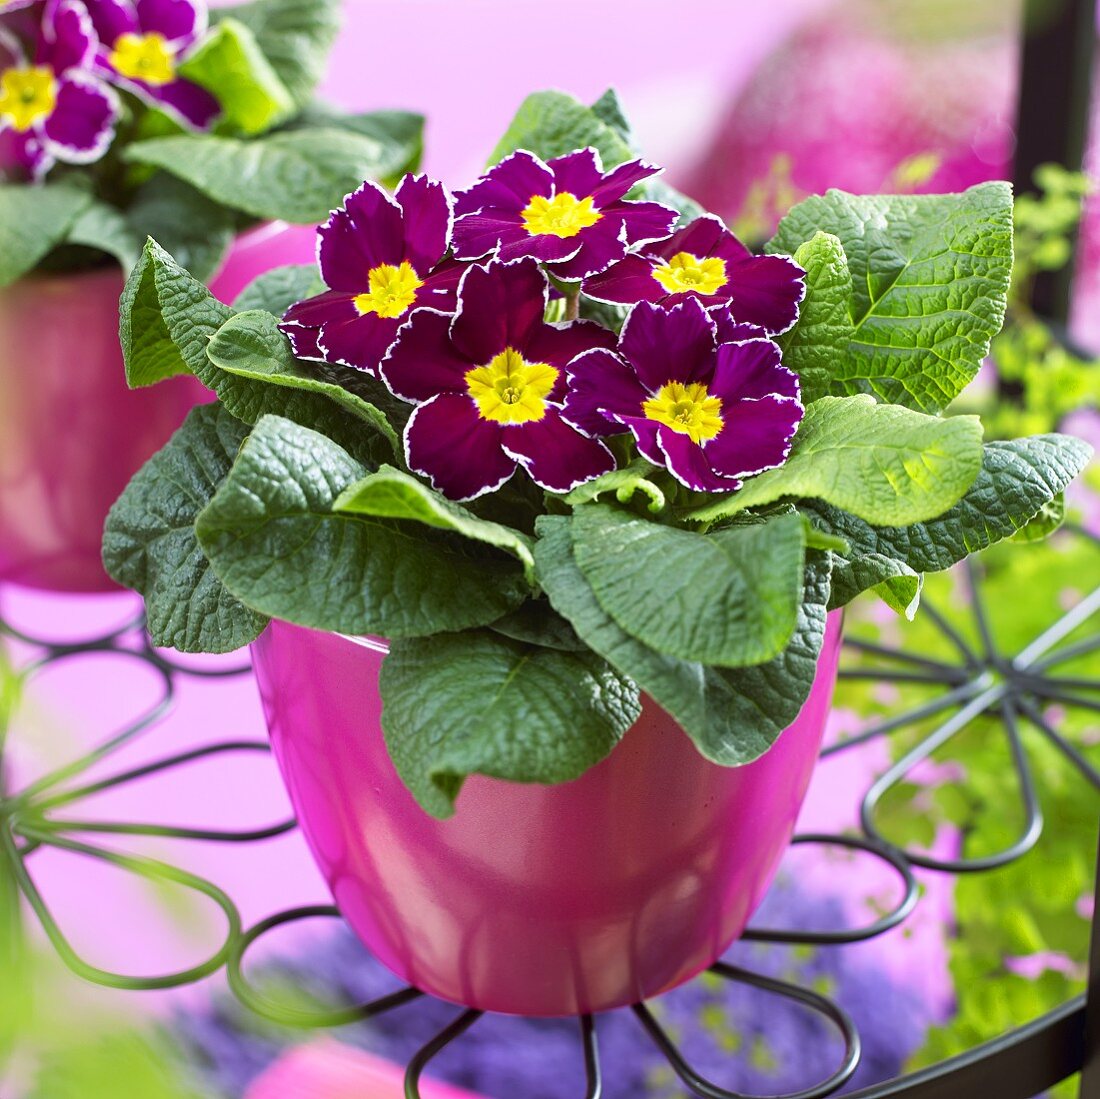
[0,222,316,593]
[250,611,844,1017]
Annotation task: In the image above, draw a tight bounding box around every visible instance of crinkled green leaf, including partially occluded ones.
[767,183,1013,413]
[335,465,536,583]
[572,504,805,667]
[563,460,666,512]
[120,240,391,467]
[178,18,295,135]
[380,628,640,818]
[232,263,323,313]
[689,395,984,527]
[124,128,403,223]
[207,309,399,455]
[125,174,236,285]
[0,183,92,286]
[196,416,528,639]
[808,433,1093,611]
[65,201,141,272]
[102,403,268,653]
[489,89,633,167]
[535,517,832,765]
[289,105,424,184]
[211,0,339,110]
[488,599,586,652]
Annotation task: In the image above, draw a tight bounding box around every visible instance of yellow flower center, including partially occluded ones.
[651,252,728,296]
[109,32,177,86]
[353,261,423,319]
[465,347,559,425]
[0,66,57,132]
[520,192,602,238]
[642,381,724,444]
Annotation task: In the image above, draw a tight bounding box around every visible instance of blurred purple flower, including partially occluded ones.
[453,148,676,281]
[84,0,218,128]
[0,0,119,178]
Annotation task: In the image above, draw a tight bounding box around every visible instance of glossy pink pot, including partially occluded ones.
[0,222,316,593]
[251,611,843,1017]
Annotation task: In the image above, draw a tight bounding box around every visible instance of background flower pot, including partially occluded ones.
[250,611,844,1017]
[0,222,315,593]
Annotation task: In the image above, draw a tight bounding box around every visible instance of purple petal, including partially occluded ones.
[582,253,666,306]
[396,173,453,277]
[545,147,604,201]
[591,157,663,205]
[614,199,678,247]
[319,181,404,293]
[451,211,526,261]
[134,0,202,44]
[618,298,717,390]
[495,225,583,266]
[523,318,617,377]
[318,311,401,376]
[501,408,614,493]
[136,76,219,130]
[723,251,806,334]
[657,427,741,493]
[454,149,553,218]
[42,71,118,162]
[281,323,324,362]
[709,308,768,345]
[563,348,645,436]
[621,415,664,465]
[82,0,137,45]
[712,339,801,403]
[282,289,358,329]
[549,215,628,281]
[706,395,804,480]
[650,214,731,262]
[2,127,54,179]
[449,259,547,365]
[379,308,472,402]
[404,393,514,501]
[41,0,97,73]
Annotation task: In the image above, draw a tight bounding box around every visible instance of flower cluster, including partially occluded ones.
[0,0,214,178]
[283,148,806,500]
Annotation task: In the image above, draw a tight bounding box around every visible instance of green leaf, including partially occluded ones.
[289,105,425,184]
[124,128,404,223]
[65,201,141,272]
[125,174,236,285]
[232,263,323,313]
[489,89,633,167]
[768,183,1014,413]
[0,183,92,286]
[206,310,399,455]
[571,504,805,667]
[535,516,833,765]
[380,628,640,817]
[825,553,922,617]
[211,0,340,110]
[590,87,632,141]
[808,433,1094,609]
[178,18,295,135]
[562,460,666,512]
[689,395,984,526]
[102,403,268,653]
[488,599,585,652]
[1011,493,1065,543]
[334,465,536,583]
[120,240,392,467]
[196,415,529,638]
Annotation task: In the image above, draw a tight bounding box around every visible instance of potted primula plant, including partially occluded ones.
[103,91,1092,1016]
[0,0,422,591]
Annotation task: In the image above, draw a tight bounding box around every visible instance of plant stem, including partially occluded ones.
[565,290,580,322]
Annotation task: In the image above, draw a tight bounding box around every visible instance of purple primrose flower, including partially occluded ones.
[584,213,806,334]
[380,258,617,501]
[564,297,803,493]
[452,147,677,281]
[0,0,119,178]
[281,175,467,375]
[83,0,218,128]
